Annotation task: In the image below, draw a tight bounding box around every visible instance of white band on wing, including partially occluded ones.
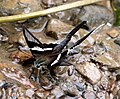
[30,46,53,51]
[51,53,61,66]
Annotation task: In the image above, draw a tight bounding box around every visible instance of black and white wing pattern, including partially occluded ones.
[22,21,92,67]
[51,24,105,66]
[53,21,89,53]
[23,26,57,57]
[23,26,42,48]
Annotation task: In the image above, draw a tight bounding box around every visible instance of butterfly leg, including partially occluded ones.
[29,65,35,78]
[28,66,39,82]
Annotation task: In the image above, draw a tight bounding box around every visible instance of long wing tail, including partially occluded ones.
[22,25,43,48]
[70,23,106,49]
[53,21,89,52]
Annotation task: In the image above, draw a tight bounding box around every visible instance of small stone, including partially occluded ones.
[35,88,49,98]
[97,91,106,99]
[117,90,120,99]
[41,0,55,8]
[79,5,115,28]
[75,62,102,84]
[0,0,42,15]
[116,74,120,81]
[106,29,119,38]
[18,97,29,99]
[60,77,79,97]
[84,91,96,99]
[94,39,120,70]
[93,52,120,69]
[99,74,109,91]
[78,96,83,99]
[25,89,34,98]
[46,19,73,39]
[81,45,94,54]
[0,34,8,42]
[114,38,120,46]
[74,82,84,91]
[51,86,64,98]
[53,66,69,77]
[47,94,56,99]
[9,50,33,64]
[106,76,116,93]
[46,19,86,41]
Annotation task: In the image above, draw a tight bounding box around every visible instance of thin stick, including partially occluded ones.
[0,0,102,23]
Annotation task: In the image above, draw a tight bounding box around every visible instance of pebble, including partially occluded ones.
[114,38,120,46]
[75,62,102,84]
[46,19,86,41]
[60,77,79,97]
[106,28,119,38]
[0,0,42,15]
[83,91,96,99]
[35,88,49,98]
[79,5,115,28]
[51,86,64,98]
[46,94,56,99]
[93,52,120,69]
[81,46,94,54]
[25,89,35,98]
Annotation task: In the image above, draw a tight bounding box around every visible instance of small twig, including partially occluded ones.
[0,0,102,23]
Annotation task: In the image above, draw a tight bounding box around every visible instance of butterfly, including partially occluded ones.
[22,21,104,79]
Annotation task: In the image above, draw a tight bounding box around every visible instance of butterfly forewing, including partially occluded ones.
[23,26,42,48]
[23,26,58,58]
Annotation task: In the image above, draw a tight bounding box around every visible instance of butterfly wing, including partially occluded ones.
[23,26,57,57]
[23,26,42,47]
[53,21,89,53]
